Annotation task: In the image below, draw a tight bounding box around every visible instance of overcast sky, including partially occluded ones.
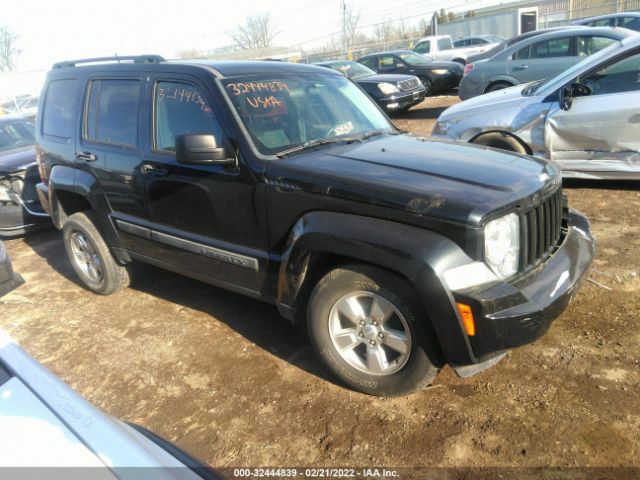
[5,0,502,71]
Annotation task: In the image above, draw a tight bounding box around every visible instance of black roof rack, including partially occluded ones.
[53,55,166,69]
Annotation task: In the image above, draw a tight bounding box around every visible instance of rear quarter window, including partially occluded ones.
[42,79,79,139]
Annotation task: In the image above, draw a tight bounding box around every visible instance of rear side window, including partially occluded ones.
[84,79,140,147]
[438,38,453,50]
[591,18,615,27]
[515,45,530,60]
[530,37,571,58]
[42,79,78,139]
[618,16,640,30]
[359,56,378,68]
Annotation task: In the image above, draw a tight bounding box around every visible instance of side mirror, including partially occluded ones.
[175,134,235,166]
[559,82,592,111]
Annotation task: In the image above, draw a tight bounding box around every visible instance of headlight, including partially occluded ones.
[432,117,459,136]
[432,69,449,75]
[484,212,520,280]
[378,83,399,95]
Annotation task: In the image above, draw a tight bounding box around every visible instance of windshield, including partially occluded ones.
[221,74,394,156]
[397,51,430,65]
[0,120,35,153]
[325,61,376,79]
[531,39,624,96]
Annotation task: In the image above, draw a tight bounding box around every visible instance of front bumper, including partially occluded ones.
[377,89,426,111]
[0,192,50,237]
[452,209,595,362]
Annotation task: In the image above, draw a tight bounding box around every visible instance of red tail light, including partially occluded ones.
[463,63,474,77]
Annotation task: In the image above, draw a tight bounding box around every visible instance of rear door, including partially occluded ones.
[508,36,575,83]
[546,48,640,176]
[78,76,151,253]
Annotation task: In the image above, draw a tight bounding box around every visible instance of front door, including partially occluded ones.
[140,76,267,294]
[546,49,640,177]
[508,36,575,84]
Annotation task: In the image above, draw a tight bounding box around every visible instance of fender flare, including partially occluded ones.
[483,75,519,93]
[48,165,128,262]
[276,211,479,365]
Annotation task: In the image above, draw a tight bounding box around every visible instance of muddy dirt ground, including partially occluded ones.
[2,96,639,478]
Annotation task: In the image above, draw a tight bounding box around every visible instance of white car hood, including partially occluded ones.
[440,84,530,120]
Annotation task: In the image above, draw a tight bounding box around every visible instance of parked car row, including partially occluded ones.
[434,32,640,179]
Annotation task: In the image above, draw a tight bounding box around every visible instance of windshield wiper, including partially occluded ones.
[276,130,392,158]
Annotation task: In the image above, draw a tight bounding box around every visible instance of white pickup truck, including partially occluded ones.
[413,35,498,64]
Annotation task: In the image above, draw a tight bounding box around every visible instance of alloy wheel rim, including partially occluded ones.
[69,231,103,283]
[328,291,412,376]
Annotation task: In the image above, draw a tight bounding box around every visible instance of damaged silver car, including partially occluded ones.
[433,34,640,180]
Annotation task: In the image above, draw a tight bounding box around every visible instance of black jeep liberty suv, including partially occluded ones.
[35,55,595,396]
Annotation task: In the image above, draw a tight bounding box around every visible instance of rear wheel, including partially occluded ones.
[307,265,439,396]
[485,81,513,93]
[472,132,528,154]
[63,211,130,295]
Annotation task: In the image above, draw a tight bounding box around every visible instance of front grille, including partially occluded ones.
[398,78,420,91]
[520,187,565,270]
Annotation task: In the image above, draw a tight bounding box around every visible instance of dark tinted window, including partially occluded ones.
[379,55,398,68]
[454,39,469,47]
[155,81,223,152]
[618,16,640,30]
[42,79,78,139]
[359,56,378,68]
[84,79,140,146]
[415,41,430,54]
[583,51,640,95]
[577,36,616,57]
[531,37,571,58]
[590,18,615,27]
[515,45,530,60]
[438,38,453,50]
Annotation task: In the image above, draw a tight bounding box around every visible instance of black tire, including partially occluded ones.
[62,211,130,295]
[472,132,528,154]
[307,264,440,396]
[485,81,513,93]
[419,76,433,96]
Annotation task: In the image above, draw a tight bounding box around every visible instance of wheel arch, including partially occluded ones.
[469,130,533,155]
[483,78,518,94]
[275,211,479,366]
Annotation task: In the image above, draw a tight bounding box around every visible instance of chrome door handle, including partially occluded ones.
[76,151,97,162]
[140,164,168,177]
[514,65,529,70]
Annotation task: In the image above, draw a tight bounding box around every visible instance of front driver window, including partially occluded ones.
[582,51,640,95]
[577,36,616,57]
[155,81,223,152]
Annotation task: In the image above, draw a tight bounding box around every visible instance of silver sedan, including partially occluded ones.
[458,26,633,100]
[433,34,640,180]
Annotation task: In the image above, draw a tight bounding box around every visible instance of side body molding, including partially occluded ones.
[276,212,479,365]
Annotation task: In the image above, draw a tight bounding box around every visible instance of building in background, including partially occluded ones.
[436,0,640,40]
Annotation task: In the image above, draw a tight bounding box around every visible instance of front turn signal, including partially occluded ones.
[456,303,476,336]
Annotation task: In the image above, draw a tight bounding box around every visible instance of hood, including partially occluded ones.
[439,83,529,120]
[356,73,417,84]
[265,134,558,226]
[0,147,37,174]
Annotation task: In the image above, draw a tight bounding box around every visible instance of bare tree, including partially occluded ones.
[0,26,20,72]
[229,14,278,50]
[344,3,361,48]
[373,20,394,49]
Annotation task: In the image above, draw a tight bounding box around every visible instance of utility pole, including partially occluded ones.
[342,0,347,57]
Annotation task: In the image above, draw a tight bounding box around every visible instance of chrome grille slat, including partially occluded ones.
[398,78,420,91]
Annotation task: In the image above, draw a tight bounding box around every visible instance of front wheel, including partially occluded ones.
[419,76,433,96]
[307,265,439,396]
